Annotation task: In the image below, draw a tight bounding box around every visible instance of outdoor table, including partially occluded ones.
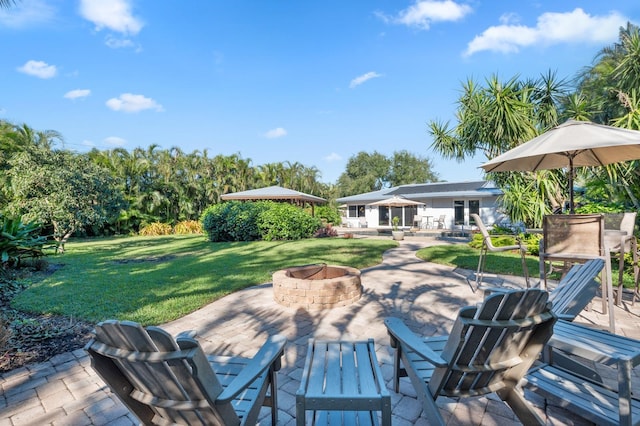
[296,339,391,426]
[548,320,640,426]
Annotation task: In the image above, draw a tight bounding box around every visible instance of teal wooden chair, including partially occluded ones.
[85,320,286,425]
[385,288,556,425]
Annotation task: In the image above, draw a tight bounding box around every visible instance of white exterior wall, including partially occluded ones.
[341,195,502,230]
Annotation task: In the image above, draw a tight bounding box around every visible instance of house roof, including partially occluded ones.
[336,180,501,204]
[221,185,326,203]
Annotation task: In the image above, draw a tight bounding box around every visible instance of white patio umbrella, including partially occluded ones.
[481,119,640,212]
[368,195,423,207]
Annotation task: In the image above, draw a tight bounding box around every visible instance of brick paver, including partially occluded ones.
[1,236,639,425]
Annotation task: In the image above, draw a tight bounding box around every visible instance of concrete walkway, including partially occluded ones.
[2,237,640,425]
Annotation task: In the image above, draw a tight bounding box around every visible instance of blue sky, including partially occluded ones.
[2,1,639,184]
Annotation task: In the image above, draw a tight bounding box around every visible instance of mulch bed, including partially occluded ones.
[0,262,95,374]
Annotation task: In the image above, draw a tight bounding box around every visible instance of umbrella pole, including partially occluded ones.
[568,156,575,214]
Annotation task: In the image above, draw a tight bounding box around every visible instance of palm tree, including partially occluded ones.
[429,72,568,226]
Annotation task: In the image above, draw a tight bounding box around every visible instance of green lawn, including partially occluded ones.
[416,244,536,277]
[417,244,635,288]
[12,235,397,325]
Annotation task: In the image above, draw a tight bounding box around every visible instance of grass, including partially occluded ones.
[417,244,636,288]
[416,244,537,277]
[12,235,397,325]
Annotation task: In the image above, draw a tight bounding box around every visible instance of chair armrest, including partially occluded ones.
[216,334,286,403]
[384,317,447,367]
[176,330,197,339]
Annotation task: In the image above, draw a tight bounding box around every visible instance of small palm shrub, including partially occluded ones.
[139,222,173,236]
[174,220,202,235]
[0,216,46,267]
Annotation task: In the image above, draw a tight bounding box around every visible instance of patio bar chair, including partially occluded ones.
[539,213,615,332]
[471,214,529,290]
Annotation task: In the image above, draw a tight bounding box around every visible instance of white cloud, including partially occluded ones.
[64,89,91,100]
[105,34,136,49]
[0,0,55,29]
[379,0,472,30]
[17,60,57,79]
[79,0,143,35]
[324,152,342,162]
[350,71,382,88]
[264,127,287,139]
[465,8,627,56]
[82,139,95,148]
[106,93,164,113]
[104,136,126,147]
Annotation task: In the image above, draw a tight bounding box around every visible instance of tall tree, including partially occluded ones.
[388,150,438,186]
[7,149,125,251]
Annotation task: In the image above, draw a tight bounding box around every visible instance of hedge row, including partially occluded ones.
[201,201,322,242]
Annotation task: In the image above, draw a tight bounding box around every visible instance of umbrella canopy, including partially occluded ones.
[481,119,640,212]
[368,195,423,207]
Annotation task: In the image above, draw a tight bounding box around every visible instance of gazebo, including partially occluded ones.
[220,185,326,216]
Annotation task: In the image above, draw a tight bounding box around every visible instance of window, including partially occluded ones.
[454,200,464,225]
[379,206,389,226]
[469,200,480,217]
[348,205,365,218]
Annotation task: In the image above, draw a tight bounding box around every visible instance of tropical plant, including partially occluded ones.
[174,220,202,235]
[0,216,46,267]
[429,72,570,227]
[139,222,173,236]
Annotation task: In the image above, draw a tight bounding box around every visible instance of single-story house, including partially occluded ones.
[336,180,506,230]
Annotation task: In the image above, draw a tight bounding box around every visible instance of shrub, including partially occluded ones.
[258,203,322,241]
[314,205,341,225]
[139,222,173,236]
[0,216,46,267]
[202,201,322,242]
[174,220,203,235]
[201,201,269,242]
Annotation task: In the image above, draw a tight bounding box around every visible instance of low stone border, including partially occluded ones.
[272,264,362,309]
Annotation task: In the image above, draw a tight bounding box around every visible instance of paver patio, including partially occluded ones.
[1,236,639,425]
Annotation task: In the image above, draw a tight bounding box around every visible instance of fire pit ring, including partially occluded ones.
[272,264,362,309]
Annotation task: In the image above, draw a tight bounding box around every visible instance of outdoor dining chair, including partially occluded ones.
[85,320,286,426]
[539,213,615,332]
[604,212,638,305]
[471,213,529,289]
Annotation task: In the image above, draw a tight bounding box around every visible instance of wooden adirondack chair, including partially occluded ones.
[385,288,556,425]
[483,258,604,320]
[547,258,604,320]
[85,320,286,426]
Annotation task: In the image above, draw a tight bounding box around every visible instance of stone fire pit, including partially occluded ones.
[272,264,362,309]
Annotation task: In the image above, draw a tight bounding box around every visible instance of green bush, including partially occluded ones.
[469,230,541,256]
[314,205,341,225]
[202,201,322,242]
[201,201,268,242]
[258,202,321,241]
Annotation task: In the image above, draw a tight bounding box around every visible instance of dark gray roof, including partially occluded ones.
[221,185,326,203]
[386,181,494,195]
[336,181,501,204]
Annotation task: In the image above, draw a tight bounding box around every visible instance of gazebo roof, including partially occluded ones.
[220,185,326,203]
